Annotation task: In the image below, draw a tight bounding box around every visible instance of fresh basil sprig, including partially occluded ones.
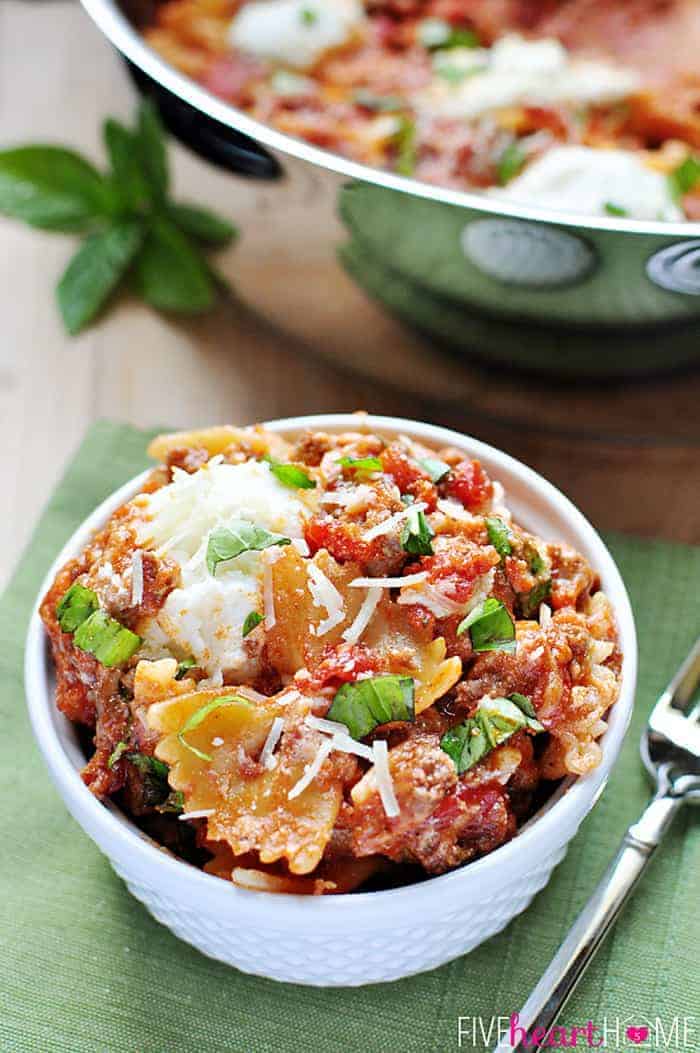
[206,521,291,575]
[327,675,414,740]
[485,516,511,559]
[401,505,434,556]
[264,456,316,490]
[337,455,383,476]
[0,100,237,334]
[457,597,516,653]
[440,694,543,773]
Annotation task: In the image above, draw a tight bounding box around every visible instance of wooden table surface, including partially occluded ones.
[1,0,699,592]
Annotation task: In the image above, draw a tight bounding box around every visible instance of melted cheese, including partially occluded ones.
[230,0,364,71]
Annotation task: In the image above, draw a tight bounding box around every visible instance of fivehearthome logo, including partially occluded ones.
[457,1013,698,1049]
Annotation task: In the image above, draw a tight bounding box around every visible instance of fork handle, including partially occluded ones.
[493,792,682,1053]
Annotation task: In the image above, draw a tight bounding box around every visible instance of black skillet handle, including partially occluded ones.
[126,60,283,180]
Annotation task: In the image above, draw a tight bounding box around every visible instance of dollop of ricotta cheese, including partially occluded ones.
[229,0,364,71]
[419,34,641,120]
[489,145,683,221]
[135,459,309,685]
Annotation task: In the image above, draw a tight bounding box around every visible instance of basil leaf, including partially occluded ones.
[132,216,215,313]
[486,516,511,559]
[337,455,382,476]
[265,456,316,489]
[107,740,129,769]
[523,540,546,576]
[206,521,291,575]
[327,675,414,740]
[418,18,479,49]
[440,695,542,773]
[167,202,237,247]
[242,611,263,637]
[519,578,552,619]
[394,116,417,176]
[103,118,150,212]
[300,6,318,26]
[136,98,169,202]
[178,694,251,761]
[353,89,404,112]
[420,457,450,483]
[127,752,169,780]
[73,609,142,666]
[509,692,537,720]
[57,220,143,334]
[56,582,99,632]
[175,657,197,680]
[669,155,700,201]
[497,142,527,186]
[0,145,115,231]
[400,505,434,556]
[604,201,628,217]
[457,597,516,653]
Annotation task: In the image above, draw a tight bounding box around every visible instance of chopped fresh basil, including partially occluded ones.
[394,116,417,176]
[242,611,263,637]
[486,516,511,559]
[158,789,185,814]
[126,751,171,807]
[418,17,479,49]
[178,694,251,762]
[264,456,316,490]
[107,740,129,769]
[440,695,543,773]
[509,692,538,720]
[337,455,383,476]
[519,578,552,619]
[56,582,99,632]
[604,201,628,217]
[523,540,546,576]
[327,675,414,740]
[457,597,516,653]
[127,751,170,781]
[73,609,142,666]
[400,505,434,556]
[175,657,196,680]
[206,521,291,575]
[420,456,451,483]
[300,5,318,25]
[353,89,404,112]
[669,155,700,201]
[497,142,527,186]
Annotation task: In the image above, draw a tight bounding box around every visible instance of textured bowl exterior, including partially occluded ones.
[25,414,637,986]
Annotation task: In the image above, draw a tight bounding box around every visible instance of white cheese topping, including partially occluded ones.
[362,502,427,542]
[489,145,683,221]
[131,549,144,607]
[342,586,381,644]
[307,561,346,636]
[288,737,334,800]
[372,739,400,818]
[349,572,428,589]
[260,716,285,770]
[135,459,307,685]
[178,809,215,821]
[230,0,364,71]
[419,34,640,120]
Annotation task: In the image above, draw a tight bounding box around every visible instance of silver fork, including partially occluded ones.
[494,636,700,1053]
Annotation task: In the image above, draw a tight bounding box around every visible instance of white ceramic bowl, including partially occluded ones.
[25,414,637,987]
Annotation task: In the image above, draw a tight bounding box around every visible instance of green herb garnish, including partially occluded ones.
[178,695,251,762]
[0,99,236,334]
[73,609,142,666]
[604,201,628,217]
[126,751,172,807]
[242,611,263,637]
[418,18,479,50]
[127,752,170,781]
[400,505,434,556]
[175,657,197,680]
[440,695,543,773]
[497,142,527,186]
[420,457,451,483]
[264,456,316,490]
[56,582,99,632]
[158,789,185,814]
[337,455,383,476]
[457,597,516,653]
[394,116,417,177]
[519,579,552,619]
[668,155,700,202]
[206,521,291,575]
[523,540,546,576]
[327,675,414,740]
[300,5,318,25]
[108,741,129,769]
[486,516,511,559]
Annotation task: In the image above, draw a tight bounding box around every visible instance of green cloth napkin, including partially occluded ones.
[1,421,698,1053]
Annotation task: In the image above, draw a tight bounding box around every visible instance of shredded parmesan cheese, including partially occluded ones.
[305,714,349,736]
[306,561,346,636]
[372,740,400,818]
[362,502,426,541]
[349,572,428,589]
[131,549,144,607]
[342,586,381,644]
[287,737,334,800]
[305,715,374,761]
[263,555,276,630]
[291,537,310,556]
[539,602,552,627]
[259,716,285,770]
[178,809,215,821]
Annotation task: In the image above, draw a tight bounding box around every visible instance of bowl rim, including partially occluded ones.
[81,0,700,240]
[24,413,637,924]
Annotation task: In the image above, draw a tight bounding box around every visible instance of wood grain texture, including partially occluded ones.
[1,1,698,590]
